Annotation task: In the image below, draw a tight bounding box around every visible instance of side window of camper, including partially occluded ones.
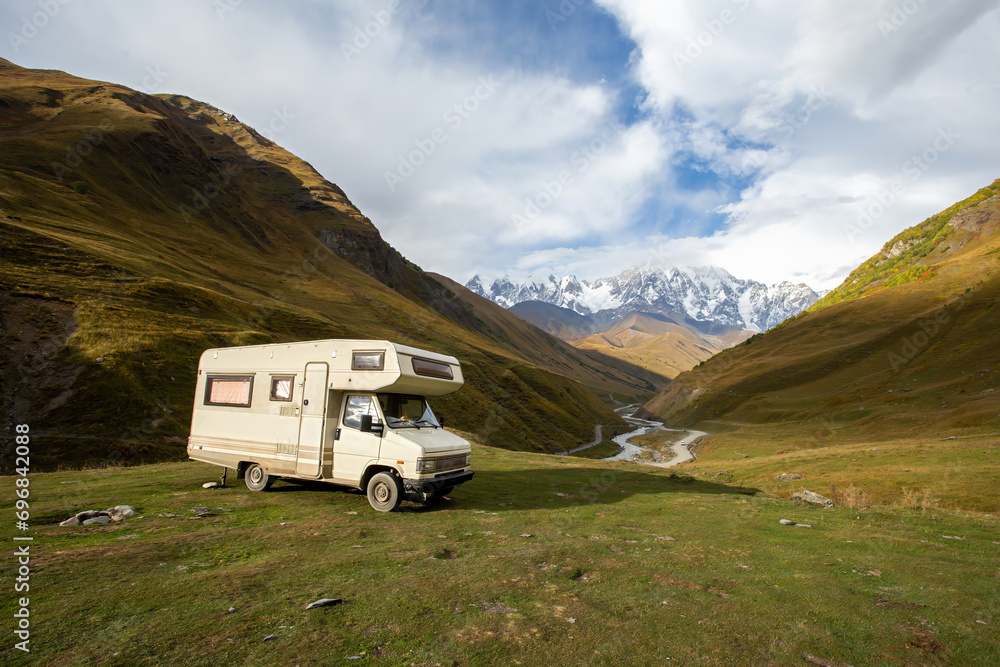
[270,376,294,402]
[205,375,254,407]
[343,395,381,430]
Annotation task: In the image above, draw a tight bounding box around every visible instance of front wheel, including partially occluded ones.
[245,463,273,492]
[367,472,402,512]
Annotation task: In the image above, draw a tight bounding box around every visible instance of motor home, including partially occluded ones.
[187,339,473,511]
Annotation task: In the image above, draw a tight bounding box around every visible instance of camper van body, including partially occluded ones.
[187,339,473,511]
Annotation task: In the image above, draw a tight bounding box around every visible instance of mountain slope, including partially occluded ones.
[0,58,652,469]
[469,266,819,333]
[508,300,603,341]
[573,312,752,379]
[429,275,668,397]
[641,179,1000,441]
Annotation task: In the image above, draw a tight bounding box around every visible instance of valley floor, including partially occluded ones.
[4,440,998,666]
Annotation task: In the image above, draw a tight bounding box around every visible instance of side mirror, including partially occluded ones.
[360,414,382,435]
[439,414,446,428]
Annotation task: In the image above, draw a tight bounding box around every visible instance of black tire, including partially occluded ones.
[245,463,273,492]
[367,472,402,512]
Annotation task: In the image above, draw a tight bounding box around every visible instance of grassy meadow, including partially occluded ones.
[3,436,998,666]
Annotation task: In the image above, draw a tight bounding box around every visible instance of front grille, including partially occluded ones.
[434,454,467,472]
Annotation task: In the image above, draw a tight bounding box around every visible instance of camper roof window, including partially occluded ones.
[352,351,384,371]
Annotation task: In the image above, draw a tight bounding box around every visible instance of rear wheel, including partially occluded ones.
[245,463,273,492]
[367,472,402,512]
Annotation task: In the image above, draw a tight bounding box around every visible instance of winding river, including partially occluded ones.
[602,405,707,468]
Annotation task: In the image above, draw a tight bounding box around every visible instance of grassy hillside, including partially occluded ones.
[573,312,752,379]
[0,58,659,470]
[4,443,997,666]
[639,180,1000,505]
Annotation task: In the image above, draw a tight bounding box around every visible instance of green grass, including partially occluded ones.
[3,442,998,666]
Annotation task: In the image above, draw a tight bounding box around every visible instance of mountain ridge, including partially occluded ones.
[468,265,819,334]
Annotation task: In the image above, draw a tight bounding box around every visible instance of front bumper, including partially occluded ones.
[403,469,474,494]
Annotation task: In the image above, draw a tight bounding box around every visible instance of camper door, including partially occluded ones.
[295,362,328,477]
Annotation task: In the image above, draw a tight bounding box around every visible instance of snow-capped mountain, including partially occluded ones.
[466,266,819,333]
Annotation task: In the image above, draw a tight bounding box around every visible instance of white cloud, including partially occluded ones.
[2,0,998,293]
[590,0,1000,289]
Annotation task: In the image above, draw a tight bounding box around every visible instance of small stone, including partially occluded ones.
[228,607,236,614]
[305,598,343,610]
[59,517,81,526]
[775,473,804,481]
[346,511,357,515]
[280,522,286,526]
[520,533,533,538]
[263,634,277,642]
[203,482,219,489]
[95,357,104,363]
[790,489,835,509]
[83,516,112,525]
[436,534,447,539]
[795,523,813,529]
[779,519,796,525]
[977,620,987,625]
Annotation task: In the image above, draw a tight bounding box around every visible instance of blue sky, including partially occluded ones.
[3,0,999,289]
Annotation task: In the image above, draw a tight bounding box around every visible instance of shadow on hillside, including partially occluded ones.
[267,466,758,512]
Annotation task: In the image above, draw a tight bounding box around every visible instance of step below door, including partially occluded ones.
[296,362,328,477]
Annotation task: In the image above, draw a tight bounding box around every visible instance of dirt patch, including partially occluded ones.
[904,626,946,653]
[653,574,731,598]
[875,595,926,610]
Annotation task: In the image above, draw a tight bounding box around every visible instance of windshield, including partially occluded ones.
[377,393,440,429]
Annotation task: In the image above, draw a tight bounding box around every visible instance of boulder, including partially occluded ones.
[775,473,804,481]
[203,482,219,489]
[83,515,112,525]
[790,489,834,508]
[75,510,104,522]
[106,505,137,522]
[59,517,81,526]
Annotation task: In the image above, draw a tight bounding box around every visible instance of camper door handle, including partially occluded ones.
[303,399,309,406]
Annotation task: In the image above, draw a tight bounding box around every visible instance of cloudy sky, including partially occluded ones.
[4,0,999,290]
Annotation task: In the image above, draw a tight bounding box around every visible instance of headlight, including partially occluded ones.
[416,458,436,472]
[465,454,472,466]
